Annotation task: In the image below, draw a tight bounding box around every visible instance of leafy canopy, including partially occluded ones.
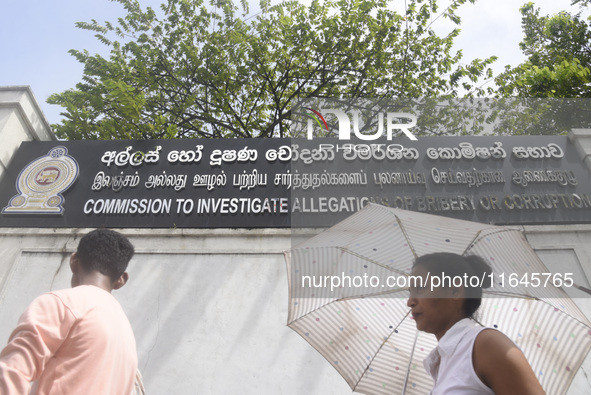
[496,1,591,98]
[48,0,496,140]
[488,1,591,136]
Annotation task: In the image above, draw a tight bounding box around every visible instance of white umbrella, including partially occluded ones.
[285,203,591,394]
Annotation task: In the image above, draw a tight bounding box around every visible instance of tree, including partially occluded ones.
[48,0,496,140]
[573,0,591,7]
[490,1,591,136]
[496,2,591,98]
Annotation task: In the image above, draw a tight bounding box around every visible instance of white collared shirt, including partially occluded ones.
[423,318,495,395]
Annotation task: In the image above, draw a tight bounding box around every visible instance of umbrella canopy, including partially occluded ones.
[285,203,591,395]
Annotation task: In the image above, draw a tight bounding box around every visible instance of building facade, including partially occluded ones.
[0,87,590,394]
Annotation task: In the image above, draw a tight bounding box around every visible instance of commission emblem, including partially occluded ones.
[2,146,79,215]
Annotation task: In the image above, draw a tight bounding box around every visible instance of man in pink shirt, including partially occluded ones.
[0,229,138,394]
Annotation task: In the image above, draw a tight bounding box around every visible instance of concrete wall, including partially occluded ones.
[0,227,590,394]
[0,227,355,394]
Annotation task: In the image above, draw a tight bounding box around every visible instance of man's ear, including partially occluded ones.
[112,272,129,290]
[70,252,80,273]
[70,252,82,288]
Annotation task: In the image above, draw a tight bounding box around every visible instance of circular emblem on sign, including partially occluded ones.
[10,196,26,207]
[49,146,67,158]
[35,166,61,186]
[2,146,79,215]
[47,196,62,207]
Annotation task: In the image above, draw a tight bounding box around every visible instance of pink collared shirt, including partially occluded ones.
[0,285,137,394]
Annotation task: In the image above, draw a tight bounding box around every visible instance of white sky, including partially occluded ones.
[0,0,585,125]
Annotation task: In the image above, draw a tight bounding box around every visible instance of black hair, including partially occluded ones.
[412,252,492,318]
[76,229,135,282]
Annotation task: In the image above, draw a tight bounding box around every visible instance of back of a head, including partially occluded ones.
[76,229,135,282]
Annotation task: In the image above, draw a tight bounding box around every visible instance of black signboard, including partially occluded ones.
[0,136,590,228]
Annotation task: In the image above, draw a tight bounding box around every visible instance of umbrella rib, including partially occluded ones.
[288,287,411,327]
[463,228,521,255]
[352,309,413,392]
[462,229,484,255]
[393,215,419,259]
[338,247,410,276]
[402,330,419,395]
[574,283,591,295]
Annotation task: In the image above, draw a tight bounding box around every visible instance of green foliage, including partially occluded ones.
[572,0,591,7]
[491,2,591,135]
[48,0,496,140]
[496,2,591,98]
